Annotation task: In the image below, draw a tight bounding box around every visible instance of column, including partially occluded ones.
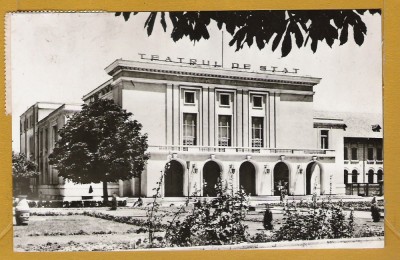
[236,89,243,147]
[242,90,249,147]
[209,87,215,146]
[166,84,173,145]
[172,84,180,145]
[202,87,209,146]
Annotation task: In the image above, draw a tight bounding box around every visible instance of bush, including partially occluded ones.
[249,232,273,243]
[371,205,381,222]
[165,180,249,247]
[263,208,273,230]
[274,199,355,241]
[355,224,384,237]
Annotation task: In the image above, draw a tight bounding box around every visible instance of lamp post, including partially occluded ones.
[229,164,235,195]
[186,161,190,201]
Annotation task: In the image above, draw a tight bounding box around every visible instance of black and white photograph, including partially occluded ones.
[9,10,383,251]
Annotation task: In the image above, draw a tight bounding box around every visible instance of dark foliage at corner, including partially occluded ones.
[116,10,380,57]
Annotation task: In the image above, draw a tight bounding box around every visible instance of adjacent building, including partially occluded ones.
[20,59,383,200]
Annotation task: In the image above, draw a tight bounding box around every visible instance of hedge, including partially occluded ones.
[26,199,127,208]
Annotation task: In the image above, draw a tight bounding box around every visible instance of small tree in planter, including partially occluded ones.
[263,205,273,230]
[370,197,381,222]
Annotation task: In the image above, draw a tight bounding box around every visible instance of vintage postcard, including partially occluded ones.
[8,10,383,252]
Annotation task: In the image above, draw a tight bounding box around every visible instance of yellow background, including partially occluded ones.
[0,0,399,259]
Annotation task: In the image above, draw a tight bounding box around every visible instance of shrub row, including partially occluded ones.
[30,211,81,216]
[27,199,127,208]
[82,211,167,230]
[294,199,384,211]
[28,230,115,237]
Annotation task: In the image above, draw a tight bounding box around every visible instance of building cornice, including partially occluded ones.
[111,77,316,96]
[105,59,321,87]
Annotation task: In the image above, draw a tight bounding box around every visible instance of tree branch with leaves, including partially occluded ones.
[116,10,380,57]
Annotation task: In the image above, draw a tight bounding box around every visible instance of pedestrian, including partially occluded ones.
[133,196,143,207]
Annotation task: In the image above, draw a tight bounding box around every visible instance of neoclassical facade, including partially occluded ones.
[22,59,367,200]
[81,60,346,198]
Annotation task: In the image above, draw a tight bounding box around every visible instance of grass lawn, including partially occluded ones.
[13,207,384,252]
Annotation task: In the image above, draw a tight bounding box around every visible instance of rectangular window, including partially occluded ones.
[251,117,263,147]
[377,148,383,160]
[184,91,195,104]
[29,136,34,159]
[45,129,49,151]
[253,96,263,108]
[183,113,197,145]
[39,131,43,153]
[320,130,329,149]
[368,147,374,160]
[52,125,58,143]
[344,148,348,160]
[351,148,358,160]
[218,115,231,146]
[220,93,230,106]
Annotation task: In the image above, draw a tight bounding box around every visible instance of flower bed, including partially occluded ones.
[82,211,167,230]
[26,199,127,208]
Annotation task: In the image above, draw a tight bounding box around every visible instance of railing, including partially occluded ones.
[149,145,335,155]
[183,136,196,146]
[345,183,383,196]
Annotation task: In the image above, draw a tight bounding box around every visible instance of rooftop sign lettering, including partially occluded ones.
[138,53,299,74]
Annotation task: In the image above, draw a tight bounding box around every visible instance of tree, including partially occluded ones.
[49,99,150,204]
[12,152,39,196]
[116,10,380,57]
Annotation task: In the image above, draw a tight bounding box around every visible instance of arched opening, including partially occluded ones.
[344,170,349,185]
[377,169,383,182]
[306,162,322,195]
[273,162,289,196]
[164,160,184,197]
[203,161,222,197]
[239,161,256,195]
[352,170,358,183]
[368,169,374,184]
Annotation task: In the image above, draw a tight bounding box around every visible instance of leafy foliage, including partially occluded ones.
[274,199,355,241]
[116,10,380,57]
[371,204,381,222]
[49,99,149,203]
[12,152,39,195]
[166,179,249,246]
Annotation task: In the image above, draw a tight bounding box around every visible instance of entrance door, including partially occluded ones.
[239,162,256,195]
[203,161,221,196]
[273,162,289,196]
[164,161,184,197]
[306,162,321,195]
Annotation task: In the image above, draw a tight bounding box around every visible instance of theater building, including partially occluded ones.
[23,59,383,200]
[79,59,346,198]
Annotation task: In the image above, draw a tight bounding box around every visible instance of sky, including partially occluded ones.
[9,12,382,152]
